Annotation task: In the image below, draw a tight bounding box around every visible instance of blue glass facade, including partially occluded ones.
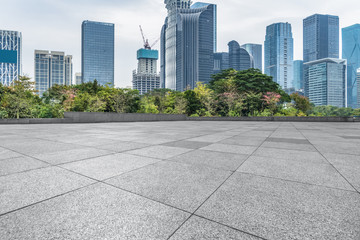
[358,69,360,107]
[241,43,262,72]
[264,23,294,90]
[303,14,339,96]
[293,60,304,91]
[0,30,22,86]
[342,24,360,108]
[228,41,253,71]
[82,21,114,86]
[162,1,216,91]
[213,52,229,75]
[305,58,346,108]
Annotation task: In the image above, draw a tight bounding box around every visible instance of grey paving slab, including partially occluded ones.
[170,150,248,171]
[218,136,265,147]
[125,145,192,160]
[0,166,95,215]
[0,148,24,161]
[0,157,49,176]
[254,147,327,163]
[169,216,261,240]
[238,156,355,191]
[161,140,211,149]
[187,134,234,143]
[32,148,114,165]
[0,183,190,240]
[201,144,257,155]
[95,141,150,152]
[196,173,360,240]
[311,140,360,155]
[266,137,309,144]
[106,161,232,212]
[62,153,160,180]
[323,153,360,192]
[261,141,317,151]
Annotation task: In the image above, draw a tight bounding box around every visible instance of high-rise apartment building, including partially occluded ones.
[342,24,360,108]
[303,14,339,96]
[34,50,73,96]
[293,60,304,92]
[133,49,160,95]
[82,20,114,86]
[228,41,254,71]
[213,52,229,75]
[0,30,22,86]
[305,58,347,108]
[161,1,216,91]
[75,73,82,85]
[241,43,262,71]
[264,22,294,90]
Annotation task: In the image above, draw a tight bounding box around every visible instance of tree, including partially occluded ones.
[290,93,312,114]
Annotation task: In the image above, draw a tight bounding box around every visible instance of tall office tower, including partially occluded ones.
[342,24,360,108]
[82,20,114,86]
[75,73,82,85]
[305,58,347,108]
[241,43,262,71]
[303,14,339,96]
[0,30,22,86]
[132,49,160,95]
[265,23,294,90]
[161,1,216,91]
[213,52,229,75]
[34,50,73,96]
[65,55,73,86]
[293,60,304,92]
[228,41,254,71]
[357,68,360,107]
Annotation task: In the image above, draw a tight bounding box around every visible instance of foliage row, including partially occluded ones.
[0,69,359,119]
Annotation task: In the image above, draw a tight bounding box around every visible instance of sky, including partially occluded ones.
[1,0,360,87]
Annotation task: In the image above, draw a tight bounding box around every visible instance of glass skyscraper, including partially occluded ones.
[34,50,73,96]
[228,41,254,71]
[293,60,304,92]
[81,20,114,86]
[357,69,360,107]
[161,1,216,91]
[342,24,360,108]
[303,14,339,96]
[0,30,22,86]
[213,52,229,75]
[264,22,294,90]
[241,43,262,72]
[305,58,347,108]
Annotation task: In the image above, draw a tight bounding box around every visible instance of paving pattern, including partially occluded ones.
[0,121,360,240]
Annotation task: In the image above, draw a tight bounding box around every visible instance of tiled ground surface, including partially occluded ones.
[0,121,360,240]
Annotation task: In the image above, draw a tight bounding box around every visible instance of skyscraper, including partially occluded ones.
[133,49,160,95]
[357,68,360,107]
[241,43,262,71]
[213,52,229,75]
[75,73,82,85]
[82,20,114,86]
[293,60,304,92]
[305,58,347,108]
[342,24,360,108]
[34,50,73,96]
[303,14,339,96]
[0,30,22,86]
[228,41,254,71]
[161,1,216,91]
[264,22,294,90]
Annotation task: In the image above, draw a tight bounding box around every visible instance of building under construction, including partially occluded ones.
[132,26,161,95]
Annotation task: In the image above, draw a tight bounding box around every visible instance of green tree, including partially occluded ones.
[290,93,312,114]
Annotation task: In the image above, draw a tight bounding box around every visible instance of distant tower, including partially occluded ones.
[81,20,114,86]
[303,14,339,96]
[265,22,294,90]
[75,73,82,85]
[213,52,229,75]
[132,48,160,95]
[228,41,254,71]
[0,30,22,86]
[241,43,262,72]
[293,60,304,92]
[357,68,360,107]
[34,50,72,96]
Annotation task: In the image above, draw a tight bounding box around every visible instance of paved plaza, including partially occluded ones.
[0,121,360,239]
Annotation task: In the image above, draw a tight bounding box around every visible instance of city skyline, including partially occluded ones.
[1,0,359,87]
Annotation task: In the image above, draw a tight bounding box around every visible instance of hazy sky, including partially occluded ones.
[1,0,359,87]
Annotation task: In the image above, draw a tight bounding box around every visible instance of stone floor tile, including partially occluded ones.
[254,147,327,163]
[0,157,49,176]
[161,141,211,149]
[201,144,257,155]
[125,145,192,160]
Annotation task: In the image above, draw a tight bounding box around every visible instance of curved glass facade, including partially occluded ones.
[228,40,253,71]
[241,43,262,72]
[265,22,294,90]
[81,21,114,86]
[342,24,360,108]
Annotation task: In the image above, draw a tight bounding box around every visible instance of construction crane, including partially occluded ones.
[139,25,160,50]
